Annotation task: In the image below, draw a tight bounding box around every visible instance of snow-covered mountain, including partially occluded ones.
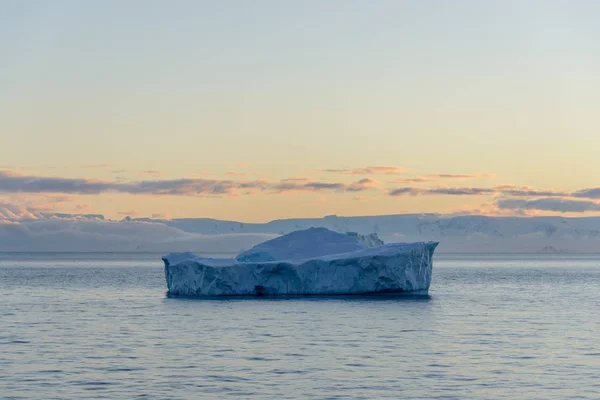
[134,214,600,253]
[3,214,600,253]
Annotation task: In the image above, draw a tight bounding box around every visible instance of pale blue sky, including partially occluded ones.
[1,1,599,220]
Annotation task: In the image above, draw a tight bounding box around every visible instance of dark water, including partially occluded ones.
[1,253,599,399]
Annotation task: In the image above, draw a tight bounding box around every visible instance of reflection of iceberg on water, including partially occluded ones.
[162,227,438,297]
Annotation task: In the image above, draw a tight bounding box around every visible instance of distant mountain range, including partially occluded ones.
[129,214,600,254]
[2,214,600,253]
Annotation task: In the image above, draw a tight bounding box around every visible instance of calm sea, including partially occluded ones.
[1,252,599,399]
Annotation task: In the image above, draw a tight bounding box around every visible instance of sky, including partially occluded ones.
[1,0,600,222]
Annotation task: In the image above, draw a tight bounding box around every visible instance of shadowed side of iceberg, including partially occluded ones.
[162,240,439,297]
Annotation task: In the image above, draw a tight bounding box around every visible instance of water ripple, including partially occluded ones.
[1,254,600,399]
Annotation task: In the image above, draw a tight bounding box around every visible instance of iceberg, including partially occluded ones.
[163,227,438,297]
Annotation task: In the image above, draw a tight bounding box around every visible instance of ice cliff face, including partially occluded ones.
[163,228,438,297]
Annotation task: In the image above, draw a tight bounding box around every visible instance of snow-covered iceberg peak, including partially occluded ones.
[235,227,366,262]
[163,228,438,297]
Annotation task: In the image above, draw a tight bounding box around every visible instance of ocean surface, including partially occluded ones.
[1,252,599,399]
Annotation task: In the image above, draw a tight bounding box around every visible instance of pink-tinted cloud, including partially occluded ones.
[118,210,141,216]
[389,185,571,198]
[389,187,495,196]
[352,195,378,202]
[0,170,24,177]
[448,202,532,217]
[271,178,380,194]
[497,198,600,213]
[234,163,252,169]
[46,195,73,203]
[323,166,407,175]
[3,169,598,216]
[0,200,40,221]
[573,187,600,199]
[83,163,112,169]
[347,178,382,192]
[391,173,495,184]
[225,171,245,176]
[424,173,496,179]
[18,165,62,171]
[152,212,170,219]
[75,203,93,212]
[271,181,346,194]
[281,177,311,183]
[143,170,163,176]
[390,177,434,184]
[0,194,96,222]
[497,187,569,197]
[492,184,517,190]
